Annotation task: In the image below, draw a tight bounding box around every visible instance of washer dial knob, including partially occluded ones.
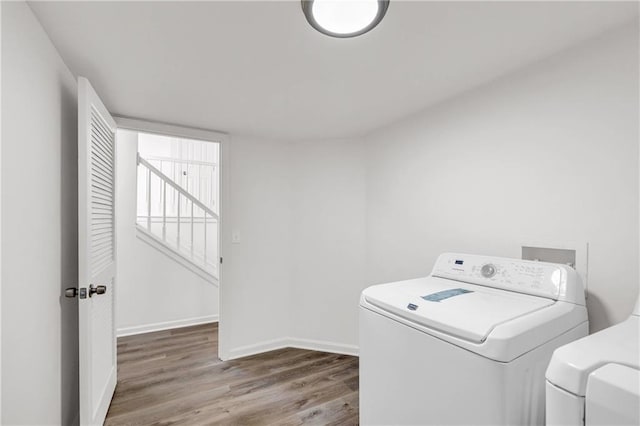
[481,263,497,278]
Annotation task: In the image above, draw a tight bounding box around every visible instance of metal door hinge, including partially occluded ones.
[220,257,223,264]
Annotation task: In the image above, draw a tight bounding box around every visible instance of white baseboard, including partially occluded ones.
[117,315,219,337]
[288,337,359,357]
[223,336,358,361]
[223,337,291,360]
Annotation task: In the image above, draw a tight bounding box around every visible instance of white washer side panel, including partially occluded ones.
[360,306,589,426]
[546,381,585,426]
[360,307,507,425]
[505,323,588,425]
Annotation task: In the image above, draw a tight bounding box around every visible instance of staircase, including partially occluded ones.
[135,153,219,281]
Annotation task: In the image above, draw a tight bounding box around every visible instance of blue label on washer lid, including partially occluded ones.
[421,288,473,302]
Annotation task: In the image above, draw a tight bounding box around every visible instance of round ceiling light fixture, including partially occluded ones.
[302,0,390,38]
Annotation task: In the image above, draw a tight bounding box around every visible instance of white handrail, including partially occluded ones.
[145,155,217,214]
[137,153,218,220]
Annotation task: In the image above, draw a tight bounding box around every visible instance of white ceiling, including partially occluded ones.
[29,1,638,141]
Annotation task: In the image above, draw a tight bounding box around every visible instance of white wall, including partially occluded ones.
[365,23,639,333]
[1,2,79,424]
[115,129,219,336]
[220,136,368,358]
[218,135,293,359]
[290,139,366,353]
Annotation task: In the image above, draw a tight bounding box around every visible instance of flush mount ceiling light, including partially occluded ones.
[302,0,390,38]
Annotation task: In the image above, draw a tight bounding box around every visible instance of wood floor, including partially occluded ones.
[105,323,360,425]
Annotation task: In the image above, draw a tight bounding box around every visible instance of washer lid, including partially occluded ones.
[546,316,640,397]
[363,276,554,344]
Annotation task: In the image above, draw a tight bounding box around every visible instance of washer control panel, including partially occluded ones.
[430,253,575,301]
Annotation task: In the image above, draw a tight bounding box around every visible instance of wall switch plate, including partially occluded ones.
[521,242,589,295]
[232,231,241,244]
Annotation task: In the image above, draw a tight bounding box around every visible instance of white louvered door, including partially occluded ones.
[78,77,117,426]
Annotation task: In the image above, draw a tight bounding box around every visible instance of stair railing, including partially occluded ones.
[144,155,217,213]
[136,153,219,278]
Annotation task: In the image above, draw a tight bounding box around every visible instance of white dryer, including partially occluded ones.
[359,253,588,425]
[545,295,640,426]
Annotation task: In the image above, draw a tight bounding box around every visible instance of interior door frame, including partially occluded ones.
[113,116,230,358]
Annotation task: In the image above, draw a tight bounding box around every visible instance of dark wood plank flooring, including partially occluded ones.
[105,323,359,425]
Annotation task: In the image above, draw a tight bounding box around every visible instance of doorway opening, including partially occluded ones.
[135,132,220,279]
[113,120,224,350]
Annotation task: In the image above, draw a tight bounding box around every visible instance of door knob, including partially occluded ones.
[65,288,78,298]
[89,284,107,297]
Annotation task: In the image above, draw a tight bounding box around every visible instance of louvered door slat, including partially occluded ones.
[89,107,114,275]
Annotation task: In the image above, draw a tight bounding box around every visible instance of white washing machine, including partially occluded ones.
[545,295,640,426]
[359,253,588,425]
